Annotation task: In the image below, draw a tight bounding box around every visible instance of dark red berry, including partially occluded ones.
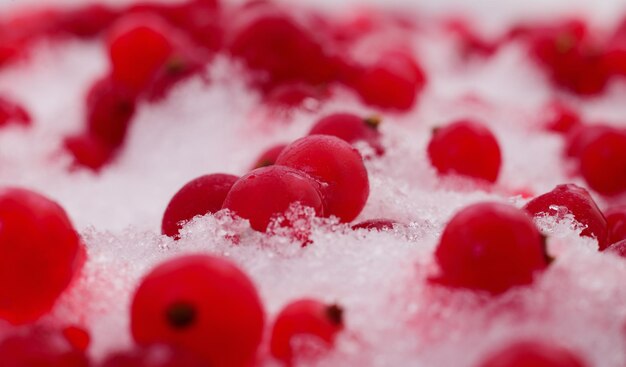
[606,239,626,258]
[63,134,118,171]
[101,344,207,367]
[579,128,626,196]
[270,299,344,364]
[351,218,397,231]
[251,144,287,169]
[605,206,626,246]
[222,166,324,232]
[162,173,239,238]
[131,254,264,367]
[433,202,547,295]
[0,328,90,367]
[523,184,608,250]
[309,113,384,155]
[542,100,581,134]
[479,340,588,367]
[0,96,31,127]
[427,119,502,183]
[0,188,84,324]
[276,135,369,223]
[563,124,613,158]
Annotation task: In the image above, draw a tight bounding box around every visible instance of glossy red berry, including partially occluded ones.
[606,239,626,258]
[63,134,118,171]
[579,128,626,196]
[101,345,207,367]
[351,218,397,231]
[542,100,581,134]
[251,143,288,169]
[162,173,239,238]
[523,184,608,250]
[0,96,31,127]
[434,202,547,295]
[270,299,344,364]
[479,341,588,367]
[605,206,626,246]
[0,188,84,324]
[427,119,502,183]
[131,254,264,367]
[222,166,324,232]
[0,328,90,367]
[276,135,369,223]
[309,113,384,155]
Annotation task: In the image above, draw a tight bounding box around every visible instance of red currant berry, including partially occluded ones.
[58,4,119,38]
[479,341,588,367]
[222,166,324,232]
[309,113,384,155]
[276,135,369,223]
[63,134,118,171]
[433,202,547,295]
[446,18,499,59]
[542,100,581,134]
[606,239,626,258]
[62,326,90,353]
[0,188,84,324]
[605,206,626,246]
[251,143,288,169]
[523,184,608,250]
[563,124,612,158]
[101,345,207,367]
[604,17,626,77]
[131,254,264,367]
[162,173,239,238]
[270,299,344,364]
[579,128,626,196]
[427,119,502,183]
[0,328,90,367]
[0,95,31,127]
[351,218,397,231]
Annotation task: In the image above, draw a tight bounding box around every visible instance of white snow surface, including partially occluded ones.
[0,1,625,366]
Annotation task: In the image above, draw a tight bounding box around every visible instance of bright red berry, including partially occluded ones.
[62,326,91,353]
[63,134,118,171]
[579,128,626,196]
[251,144,288,169]
[0,328,90,367]
[270,299,344,364]
[351,218,397,231]
[427,119,502,183]
[605,206,626,246]
[478,341,588,367]
[523,184,608,250]
[433,202,548,295]
[131,254,264,367]
[0,188,84,324]
[542,100,581,134]
[606,239,626,258]
[162,173,239,238]
[309,113,384,155]
[222,166,324,232]
[0,96,31,127]
[101,345,207,367]
[276,135,369,223]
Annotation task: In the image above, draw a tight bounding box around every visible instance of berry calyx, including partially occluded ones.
[578,128,626,196]
[427,119,502,183]
[351,218,397,231]
[308,113,384,155]
[222,166,324,232]
[161,173,239,238]
[524,184,608,250]
[270,299,344,364]
[0,188,84,324]
[433,202,548,295]
[478,340,588,367]
[0,96,31,127]
[131,254,265,367]
[605,206,626,246]
[251,143,288,169]
[276,135,369,223]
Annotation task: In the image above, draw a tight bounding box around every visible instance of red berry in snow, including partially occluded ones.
[478,341,588,367]
[251,143,288,169]
[162,173,239,238]
[0,328,90,367]
[606,239,626,258]
[276,135,369,223]
[523,184,608,250]
[63,134,118,171]
[427,119,502,183]
[101,345,207,367]
[0,96,31,127]
[349,50,426,111]
[58,4,119,38]
[605,206,626,246]
[0,188,84,324]
[270,299,344,364]
[222,166,324,232]
[264,84,328,109]
[579,128,626,196]
[62,326,90,353]
[542,100,581,134]
[434,202,547,295]
[309,113,384,155]
[563,124,612,158]
[351,218,397,231]
[131,254,264,367]
[446,18,499,59]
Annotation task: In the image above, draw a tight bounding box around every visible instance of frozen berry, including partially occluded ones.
[433,202,547,295]
[162,173,239,238]
[605,206,626,246]
[563,124,612,158]
[222,166,324,232]
[478,340,588,367]
[270,299,344,364]
[579,128,626,196]
[101,344,207,367]
[0,188,84,324]
[523,184,608,250]
[276,135,369,223]
[0,96,31,127]
[309,113,384,155]
[606,239,626,258]
[251,143,288,169]
[427,119,502,183]
[542,100,581,134]
[131,254,264,367]
[0,328,90,367]
[351,218,397,231]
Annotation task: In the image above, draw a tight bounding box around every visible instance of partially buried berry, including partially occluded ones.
[270,299,344,365]
[161,173,239,238]
[63,134,118,172]
[478,340,588,367]
[0,95,31,127]
[251,143,288,169]
[0,327,90,367]
[309,113,384,155]
[222,165,324,232]
[578,128,626,196]
[131,254,264,367]
[433,202,548,295]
